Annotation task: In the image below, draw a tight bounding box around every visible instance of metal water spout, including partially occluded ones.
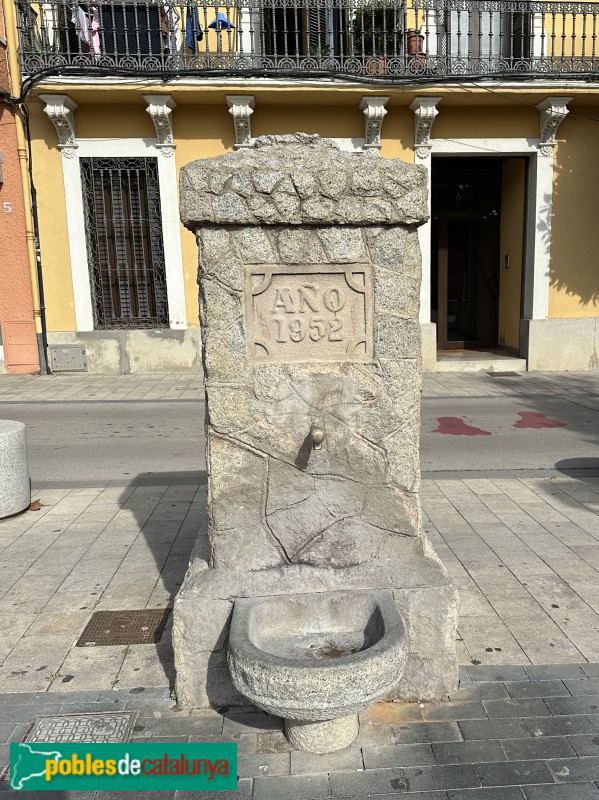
[310,421,325,450]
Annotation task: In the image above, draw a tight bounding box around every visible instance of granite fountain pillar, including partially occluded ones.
[173,134,459,737]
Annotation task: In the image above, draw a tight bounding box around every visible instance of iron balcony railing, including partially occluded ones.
[17,0,599,81]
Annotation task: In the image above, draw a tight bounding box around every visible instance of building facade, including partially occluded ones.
[0,0,40,373]
[4,0,599,373]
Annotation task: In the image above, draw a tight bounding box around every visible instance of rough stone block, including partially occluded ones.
[389,652,460,701]
[394,585,460,654]
[234,228,277,264]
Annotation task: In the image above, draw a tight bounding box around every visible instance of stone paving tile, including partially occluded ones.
[354,722,395,747]
[467,666,530,682]
[523,715,599,737]
[448,684,509,702]
[582,665,599,679]
[432,740,506,765]
[151,714,224,737]
[402,764,482,793]
[237,752,290,777]
[567,735,599,757]
[475,758,553,786]
[458,718,531,741]
[501,735,577,761]
[255,730,293,753]
[422,703,486,722]
[175,779,252,800]
[547,755,599,782]
[483,698,551,718]
[363,743,435,768]
[253,773,329,800]
[361,703,423,724]
[290,747,363,774]
[393,722,463,745]
[504,680,569,699]
[546,697,599,716]
[565,679,599,696]
[0,726,16,745]
[448,790,525,800]
[523,785,599,799]
[330,767,406,796]
[372,793,448,800]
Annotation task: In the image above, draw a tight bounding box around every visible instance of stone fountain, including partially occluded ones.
[173,134,458,753]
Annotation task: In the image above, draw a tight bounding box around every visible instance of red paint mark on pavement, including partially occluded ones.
[434,417,492,436]
[514,411,566,429]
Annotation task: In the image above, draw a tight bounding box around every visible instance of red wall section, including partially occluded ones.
[0,19,39,372]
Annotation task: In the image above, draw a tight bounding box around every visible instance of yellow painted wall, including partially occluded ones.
[28,89,599,336]
[76,105,155,139]
[29,101,76,332]
[31,95,416,333]
[174,104,235,327]
[433,106,538,140]
[549,112,599,318]
[499,158,525,350]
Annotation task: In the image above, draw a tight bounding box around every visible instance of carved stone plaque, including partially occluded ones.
[246,266,373,363]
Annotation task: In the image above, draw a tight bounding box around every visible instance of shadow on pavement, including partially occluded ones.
[117,470,209,690]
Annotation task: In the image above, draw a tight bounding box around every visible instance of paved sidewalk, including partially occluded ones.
[1,474,599,697]
[0,374,202,403]
[1,370,599,797]
[4,665,599,796]
[0,370,598,401]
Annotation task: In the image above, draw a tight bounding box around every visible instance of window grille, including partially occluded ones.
[80,157,169,329]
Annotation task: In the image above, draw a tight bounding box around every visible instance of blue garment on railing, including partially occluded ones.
[186,4,203,53]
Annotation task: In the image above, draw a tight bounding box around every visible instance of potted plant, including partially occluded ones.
[406,27,425,65]
[308,41,332,68]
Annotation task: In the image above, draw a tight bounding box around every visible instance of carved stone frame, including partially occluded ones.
[245,264,374,363]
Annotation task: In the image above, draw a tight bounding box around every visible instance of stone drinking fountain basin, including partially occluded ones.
[227,589,408,753]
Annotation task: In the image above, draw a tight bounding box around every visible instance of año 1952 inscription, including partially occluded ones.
[246,267,373,363]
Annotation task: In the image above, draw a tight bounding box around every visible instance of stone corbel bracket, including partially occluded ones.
[144,95,177,156]
[537,96,573,157]
[410,97,442,160]
[40,94,78,158]
[226,96,255,148]
[359,96,390,152]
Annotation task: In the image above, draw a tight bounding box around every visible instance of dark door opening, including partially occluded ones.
[431,158,502,351]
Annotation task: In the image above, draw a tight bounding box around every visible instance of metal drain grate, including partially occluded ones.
[487,371,520,377]
[76,609,171,647]
[23,712,137,743]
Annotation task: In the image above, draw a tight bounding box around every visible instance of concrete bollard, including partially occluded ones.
[0,420,31,518]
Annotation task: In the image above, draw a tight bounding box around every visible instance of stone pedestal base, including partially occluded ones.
[173,549,459,709]
[0,421,30,519]
[285,715,359,753]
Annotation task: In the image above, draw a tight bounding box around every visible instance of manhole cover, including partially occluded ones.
[23,712,137,743]
[76,609,171,647]
[487,371,520,377]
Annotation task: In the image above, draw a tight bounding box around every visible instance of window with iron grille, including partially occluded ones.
[80,157,169,329]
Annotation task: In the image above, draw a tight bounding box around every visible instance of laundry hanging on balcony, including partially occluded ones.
[162,2,183,55]
[68,1,91,51]
[185,3,203,54]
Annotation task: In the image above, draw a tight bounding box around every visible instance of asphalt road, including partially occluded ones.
[420,393,599,475]
[0,392,597,482]
[0,401,205,483]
